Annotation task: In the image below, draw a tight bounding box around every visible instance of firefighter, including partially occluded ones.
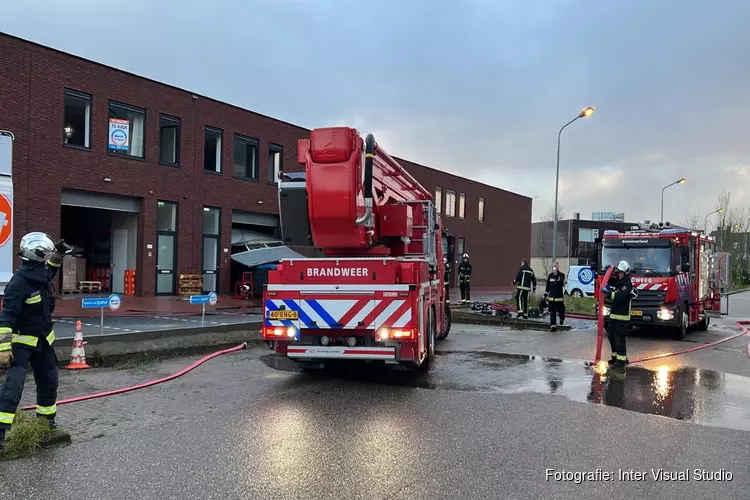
[544,261,565,331]
[0,232,71,453]
[601,260,638,368]
[513,259,536,319]
[458,253,472,304]
[443,257,452,301]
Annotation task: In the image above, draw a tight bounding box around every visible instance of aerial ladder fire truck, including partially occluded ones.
[261,127,451,371]
[593,222,731,340]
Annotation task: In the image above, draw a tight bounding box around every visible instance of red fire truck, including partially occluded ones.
[261,127,450,371]
[595,223,730,340]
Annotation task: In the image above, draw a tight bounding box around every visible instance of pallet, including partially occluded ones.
[79,281,102,293]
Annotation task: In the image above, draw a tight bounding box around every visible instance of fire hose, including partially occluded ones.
[21,343,247,411]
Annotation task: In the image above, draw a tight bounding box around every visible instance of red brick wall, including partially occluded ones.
[0,33,531,293]
[0,34,307,295]
[396,157,532,287]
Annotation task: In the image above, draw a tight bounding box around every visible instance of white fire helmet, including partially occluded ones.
[443,257,447,264]
[616,260,630,273]
[19,232,56,262]
[463,253,469,259]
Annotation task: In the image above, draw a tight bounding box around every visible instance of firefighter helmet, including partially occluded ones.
[463,253,469,259]
[615,260,630,273]
[19,232,56,262]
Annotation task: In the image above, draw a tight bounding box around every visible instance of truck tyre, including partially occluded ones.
[571,289,583,298]
[672,307,688,340]
[697,315,710,331]
[419,308,435,372]
[438,305,451,340]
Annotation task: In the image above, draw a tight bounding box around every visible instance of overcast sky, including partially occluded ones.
[2,0,749,224]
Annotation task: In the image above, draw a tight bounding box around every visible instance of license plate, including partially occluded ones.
[631,310,643,317]
[269,310,299,320]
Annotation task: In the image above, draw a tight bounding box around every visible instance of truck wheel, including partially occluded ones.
[572,289,583,298]
[419,308,435,372]
[672,309,688,340]
[438,305,452,340]
[697,315,710,331]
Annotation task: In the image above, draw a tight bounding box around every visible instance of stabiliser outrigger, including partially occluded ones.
[261,127,450,371]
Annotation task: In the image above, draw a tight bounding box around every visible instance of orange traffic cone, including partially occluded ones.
[65,320,91,370]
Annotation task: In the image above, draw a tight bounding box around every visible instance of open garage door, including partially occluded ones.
[61,189,139,295]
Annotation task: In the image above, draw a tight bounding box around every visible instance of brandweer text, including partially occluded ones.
[307,268,369,277]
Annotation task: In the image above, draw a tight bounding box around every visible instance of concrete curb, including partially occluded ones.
[726,287,750,296]
[451,311,572,331]
[52,321,264,367]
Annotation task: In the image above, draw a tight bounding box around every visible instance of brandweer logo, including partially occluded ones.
[307,267,369,277]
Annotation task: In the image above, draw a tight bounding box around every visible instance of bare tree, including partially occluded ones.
[682,212,703,231]
[536,205,565,276]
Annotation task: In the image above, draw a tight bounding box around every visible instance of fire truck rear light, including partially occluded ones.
[346,336,357,347]
[376,328,389,341]
[320,335,330,346]
[262,327,285,339]
[286,326,296,338]
[391,328,415,340]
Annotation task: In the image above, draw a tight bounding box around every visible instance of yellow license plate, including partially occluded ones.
[269,310,299,320]
[631,310,643,317]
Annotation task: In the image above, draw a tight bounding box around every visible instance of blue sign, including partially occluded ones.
[190,292,217,305]
[81,294,122,310]
[190,295,210,305]
[578,267,595,285]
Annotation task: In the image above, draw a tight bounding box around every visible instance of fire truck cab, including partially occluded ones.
[594,223,730,340]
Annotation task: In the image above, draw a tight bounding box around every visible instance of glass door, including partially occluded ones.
[156,201,178,295]
[202,207,220,292]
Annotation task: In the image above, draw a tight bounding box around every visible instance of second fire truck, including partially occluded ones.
[595,222,730,339]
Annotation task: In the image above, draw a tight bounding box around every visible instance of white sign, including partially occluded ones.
[108,118,129,151]
[108,294,121,311]
[208,291,218,306]
[0,133,12,176]
[0,133,13,290]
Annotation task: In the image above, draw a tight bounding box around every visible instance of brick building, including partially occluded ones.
[0,32,531,296]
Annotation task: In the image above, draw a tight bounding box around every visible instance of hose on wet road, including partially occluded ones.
[586,320,750,367]
[21,343,247,411]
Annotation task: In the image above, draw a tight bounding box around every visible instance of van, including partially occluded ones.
[566,265,596,297]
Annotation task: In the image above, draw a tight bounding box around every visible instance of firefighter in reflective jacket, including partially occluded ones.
[514,259,536,318]
[544,261,565,332]
[601,260,638,368]
[0,232,71,453]
[458,253,472,304]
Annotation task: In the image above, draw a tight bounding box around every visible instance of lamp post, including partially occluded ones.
[704,208,724,234]
[660,178,686,224]
[552,106,594,263]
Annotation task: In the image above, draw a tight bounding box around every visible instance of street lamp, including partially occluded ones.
[552,106,594,263]
[704,208,724,234]
[660,178,686,224]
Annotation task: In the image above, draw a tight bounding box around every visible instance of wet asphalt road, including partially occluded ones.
[3,299,750,499]
[52,312,260,338]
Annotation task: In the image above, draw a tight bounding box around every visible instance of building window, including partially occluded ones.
[159,115,180,165]
[204,127,222,173]
[579,227,595,243]
[478,197,485,223]
[108,101,145,159]
[63,89,92,148]
[445,190,457,217]
[458,193,466,219]
[435,187,442,214]
[458,237,465,258]
[233,134,259,180]
[202,207,221,293]
[268,144,283,183]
